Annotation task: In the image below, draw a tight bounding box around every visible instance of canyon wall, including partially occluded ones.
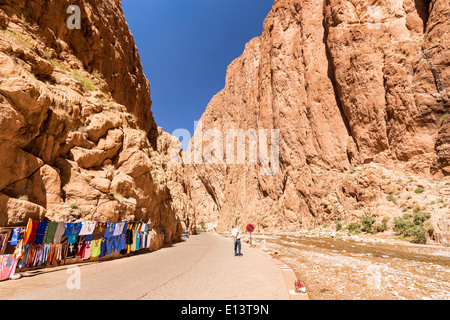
[187,0,449,241]
[0,0,193,249]
[0,0,448,245]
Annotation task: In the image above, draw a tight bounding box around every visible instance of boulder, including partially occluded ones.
[70,147,107,169]
[0,194,46,226]
[110,172,134,198]
[85,111,123,142]
[90,177,111,193]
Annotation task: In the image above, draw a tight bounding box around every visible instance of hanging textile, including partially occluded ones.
[92,222,106,240]
[13,239,24,260]
[43,222,58,244]
[82,241,92,260]
[103,222,116,239]
[91,239,102,258]
[33,221,49,244]
[113,222,125,236]
[4,219,153,274]
[10,228,23,246]
[79,221,96,236]
[0,255,18,281]
[53,223,66,244]
[23,219,40,244]
[0,229,11,255]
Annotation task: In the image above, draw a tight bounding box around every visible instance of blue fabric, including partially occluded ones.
[64,223,82,236]
[103,222,116,238]
[99,239,107,258]
[10,228,21,245]
[105,238,114,256]
[34,222,49,244]
[113,236,121,253]
[122,222,129,235]
[135,231,140,251]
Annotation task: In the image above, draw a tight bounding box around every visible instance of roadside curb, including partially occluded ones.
[269,257,309,300]
[220,233,310,300]
[248,240,309,300]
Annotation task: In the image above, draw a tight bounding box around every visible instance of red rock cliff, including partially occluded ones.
[0,0,192,248]
[187,0,449,242]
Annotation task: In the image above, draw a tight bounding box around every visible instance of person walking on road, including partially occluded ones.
[231,225,242,256]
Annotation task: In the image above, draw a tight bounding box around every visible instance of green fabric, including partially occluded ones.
[43,222,58,244]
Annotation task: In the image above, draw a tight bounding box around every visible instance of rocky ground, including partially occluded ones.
[248,231,450,300]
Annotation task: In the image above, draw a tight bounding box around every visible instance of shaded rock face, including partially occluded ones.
[187,0,449,240]
[0,0,191,248]
[0,0,157,140]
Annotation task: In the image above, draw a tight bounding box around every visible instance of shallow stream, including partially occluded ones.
[249,233,450,300]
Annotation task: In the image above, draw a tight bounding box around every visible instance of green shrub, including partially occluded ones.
[414,187,425,194]
[335,220,342,231]
[50,59,69,72]
[375,222,387,233]
[424,221,434,237]
[361,216,376,233]
[73,72,95,90]
[393,217,414,235]
[441,113,449,124]
[394,211,431,244]
[69,203,78,209]
[348,222,361,234]
[413,211,431,225]
[17,194,29,201]
[92,70,104,79]
[386,193,397,204]
[411,226,426,244]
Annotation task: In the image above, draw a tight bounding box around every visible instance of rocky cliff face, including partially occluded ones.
[187,0,449,242]
[0,0,192,249]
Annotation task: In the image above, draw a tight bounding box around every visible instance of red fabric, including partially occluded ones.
[24,220,40,244]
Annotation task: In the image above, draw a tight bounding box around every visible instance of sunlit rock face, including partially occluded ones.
[186,0,449,242]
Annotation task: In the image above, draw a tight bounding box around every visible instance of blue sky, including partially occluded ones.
[122,0,274,147]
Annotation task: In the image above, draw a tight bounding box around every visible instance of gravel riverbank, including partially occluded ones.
[244,231,450,300]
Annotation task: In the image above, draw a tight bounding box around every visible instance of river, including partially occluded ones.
[248,231,450,300]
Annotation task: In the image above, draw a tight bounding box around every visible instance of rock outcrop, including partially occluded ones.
[187,0,449,242]
[0,0,192,248]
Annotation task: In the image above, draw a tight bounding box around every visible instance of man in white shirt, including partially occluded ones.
[231,225,242,256]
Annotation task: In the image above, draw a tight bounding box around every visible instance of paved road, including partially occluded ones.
[0,233,290,300]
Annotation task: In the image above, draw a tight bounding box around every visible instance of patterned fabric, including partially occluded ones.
[0,255,18,281]
[79,221,97,236]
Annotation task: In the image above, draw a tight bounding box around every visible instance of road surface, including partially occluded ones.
[0,232,291,300]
